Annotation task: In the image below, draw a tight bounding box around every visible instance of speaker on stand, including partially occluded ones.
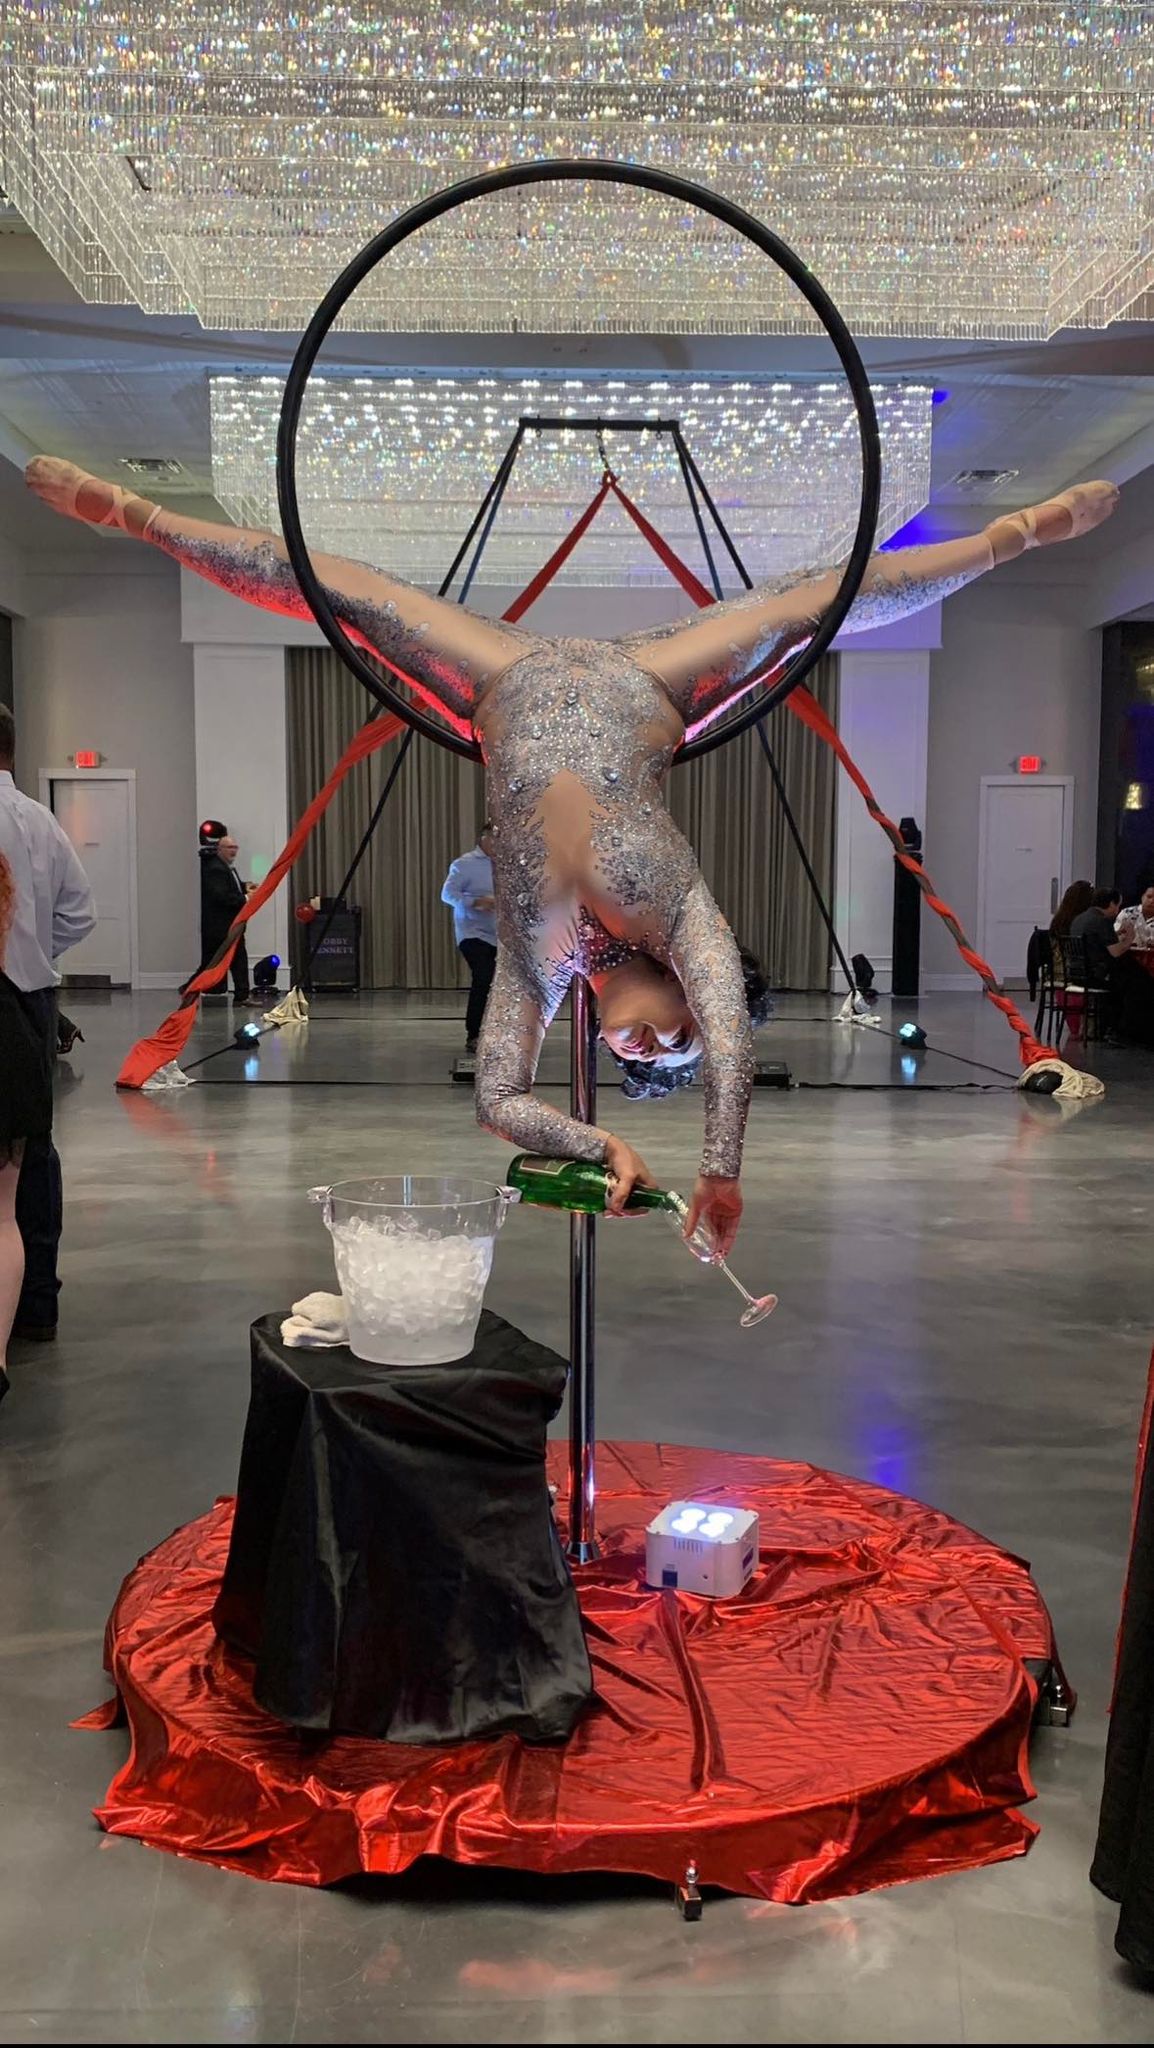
[891,818,922,1004]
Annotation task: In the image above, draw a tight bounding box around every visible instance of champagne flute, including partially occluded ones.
[665,1193,778,1327]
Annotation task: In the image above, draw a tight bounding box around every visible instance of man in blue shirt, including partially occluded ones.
[441,827,496,1053]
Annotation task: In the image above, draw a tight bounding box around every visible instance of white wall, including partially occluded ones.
[0,527,27,617]
[193,644,289,971]
[14,548,198,984]
[179,565,691,645]
[833,650,932,991]
[924,567,1101,986]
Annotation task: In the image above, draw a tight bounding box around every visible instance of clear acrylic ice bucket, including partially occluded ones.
[309,1175,513,1366]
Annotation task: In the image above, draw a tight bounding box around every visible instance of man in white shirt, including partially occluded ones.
[0,704,96,1340]
[441,827,497,1053]
[1116,882,1154,952]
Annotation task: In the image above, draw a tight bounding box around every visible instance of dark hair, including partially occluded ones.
[606,945,773,1102]
[1050,880,1093,936]
[0,702,13,766]
[1093,886,1122,910]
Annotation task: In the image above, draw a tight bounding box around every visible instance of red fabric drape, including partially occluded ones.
[120,471,1048,1085]
[606,474,1049,1067]
[117,712,405,1087]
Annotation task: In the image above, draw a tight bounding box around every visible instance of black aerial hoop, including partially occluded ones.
[277,158,883,766]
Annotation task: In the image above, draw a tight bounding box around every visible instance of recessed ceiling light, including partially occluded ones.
[949,468,1021,494]
[118,457,184,480]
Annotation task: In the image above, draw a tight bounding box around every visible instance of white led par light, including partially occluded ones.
[645,1502,759,1599]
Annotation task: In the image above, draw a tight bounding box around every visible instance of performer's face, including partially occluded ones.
[596,955,702,1069]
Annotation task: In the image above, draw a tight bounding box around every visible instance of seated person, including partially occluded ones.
[1116,882,1154,951]
[1052,879,1094,940]
[1028,879,1092,998]
[1070,888,1154,1041]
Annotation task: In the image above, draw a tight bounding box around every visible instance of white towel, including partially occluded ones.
[263,986,310,1027]
[280,1290,348,1349]
[142,1060,197,1090]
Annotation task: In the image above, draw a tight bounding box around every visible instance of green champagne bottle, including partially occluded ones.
[507,1153,679,1217]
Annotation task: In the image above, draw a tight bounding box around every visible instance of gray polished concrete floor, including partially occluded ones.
[1,989,1152,2044]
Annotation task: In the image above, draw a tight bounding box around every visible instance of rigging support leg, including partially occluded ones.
[567,977,600,1562]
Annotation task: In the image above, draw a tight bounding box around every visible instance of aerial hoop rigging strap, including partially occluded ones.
[115,709,406,1088]
[593,474,1054,1070]
[118,467,1053,1088]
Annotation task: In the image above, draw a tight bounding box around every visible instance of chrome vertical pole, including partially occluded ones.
[567,977,600,1561]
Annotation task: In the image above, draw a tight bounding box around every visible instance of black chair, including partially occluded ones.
[1031,927,1059,1041]
[1052,934,1111,1047]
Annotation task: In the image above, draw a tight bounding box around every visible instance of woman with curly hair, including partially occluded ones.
[0,851,55,1399]
[26,456,1118,1256]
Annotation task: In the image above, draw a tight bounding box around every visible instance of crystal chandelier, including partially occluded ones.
[209,373,933,588]
[2,6,1152,340]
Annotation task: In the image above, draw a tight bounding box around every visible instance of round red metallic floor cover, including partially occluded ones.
[80,1443,1054,1899]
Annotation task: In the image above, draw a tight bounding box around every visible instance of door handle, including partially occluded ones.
[1050,876,1059,914]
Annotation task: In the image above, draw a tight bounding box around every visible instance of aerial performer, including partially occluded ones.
[25,457,1117,1255]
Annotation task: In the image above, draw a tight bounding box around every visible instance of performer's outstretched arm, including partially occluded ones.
[25,458,535,740]
[624,481,1119,739]
[668,879,755,1183]
[474,947,612,1163]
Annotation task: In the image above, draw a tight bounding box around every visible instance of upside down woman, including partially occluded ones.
[26,456,1118,1255]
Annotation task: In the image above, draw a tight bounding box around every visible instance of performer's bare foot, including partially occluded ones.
[988,479,1119,564]
[25,456,157,537]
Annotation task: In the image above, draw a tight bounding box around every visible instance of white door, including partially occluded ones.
[49,775,134,985]
[978,777,1073,987]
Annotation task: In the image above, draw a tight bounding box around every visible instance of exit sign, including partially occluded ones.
[1016,755,1043,775]
[73,751,102,769]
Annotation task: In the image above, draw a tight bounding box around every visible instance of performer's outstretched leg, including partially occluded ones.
[626,480,1119,738]
[25,459,537,739]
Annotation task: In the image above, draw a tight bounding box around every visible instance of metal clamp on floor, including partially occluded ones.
[675,1859,703,1921]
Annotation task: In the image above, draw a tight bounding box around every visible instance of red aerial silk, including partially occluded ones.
[605,474,1052,1070]
[120,472,1049,1084]
[116,712,405,1087]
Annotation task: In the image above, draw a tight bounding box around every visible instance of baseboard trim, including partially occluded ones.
[135,973,291,995]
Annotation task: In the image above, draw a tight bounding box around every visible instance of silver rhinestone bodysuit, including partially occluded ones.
[150,515,986,1177]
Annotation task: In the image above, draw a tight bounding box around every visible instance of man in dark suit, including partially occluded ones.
[197,820,258,1003]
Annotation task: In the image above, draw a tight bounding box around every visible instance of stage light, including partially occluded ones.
[899,1022,927,1049]
[645,1501,759,1598]
[671,1507,735,1538]
[234,1021,263,1047]
[851,952,880,1010]
[253,954,281,991]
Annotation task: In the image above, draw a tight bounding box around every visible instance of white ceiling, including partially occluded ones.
[2,224,1154,564]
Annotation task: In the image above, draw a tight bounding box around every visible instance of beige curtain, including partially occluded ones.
[287,649,484,988]
[287,647,838,991]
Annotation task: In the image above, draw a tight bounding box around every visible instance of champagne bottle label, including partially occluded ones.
[512,1157,569,1179]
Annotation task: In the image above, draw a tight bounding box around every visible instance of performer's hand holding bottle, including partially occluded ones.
[603,1134,658,1216]
[602,1137,742,1262]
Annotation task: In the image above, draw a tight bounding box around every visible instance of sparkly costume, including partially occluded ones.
[139,514,989,1176]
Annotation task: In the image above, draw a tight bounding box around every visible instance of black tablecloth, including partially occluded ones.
[213,1312,593,1745]
[1092,1360,1154,1972]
